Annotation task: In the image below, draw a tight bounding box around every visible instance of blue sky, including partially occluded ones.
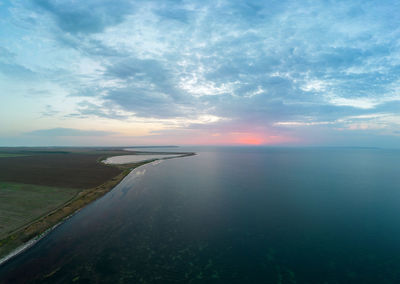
[1,0,400,146]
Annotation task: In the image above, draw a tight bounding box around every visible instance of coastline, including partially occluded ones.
[0,168,133,266]
[0,152,195,266]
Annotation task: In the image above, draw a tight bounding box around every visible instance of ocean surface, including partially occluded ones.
[1,147,400,283]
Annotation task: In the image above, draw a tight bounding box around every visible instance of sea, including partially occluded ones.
[1,146,400,283]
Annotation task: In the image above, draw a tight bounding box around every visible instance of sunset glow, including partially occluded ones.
[236,137,264,145]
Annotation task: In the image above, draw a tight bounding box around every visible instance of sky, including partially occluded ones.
[1,0,400,147]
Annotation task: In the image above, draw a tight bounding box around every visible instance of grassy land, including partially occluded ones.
[0,183,78,239]
[0,154,29,158]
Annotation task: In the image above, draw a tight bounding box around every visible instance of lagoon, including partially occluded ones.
[102,154,182,164]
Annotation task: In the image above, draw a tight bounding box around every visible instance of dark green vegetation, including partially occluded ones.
[0,154,29,158]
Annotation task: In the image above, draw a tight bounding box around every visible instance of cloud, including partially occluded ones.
[274,121,334,127]
[26,128,116,137]
[0,62,35,78]
[3,0,400,146]
[0,47,15,60]
[326,96,380,109]
[40,105,59,117]
[32,0,133,34]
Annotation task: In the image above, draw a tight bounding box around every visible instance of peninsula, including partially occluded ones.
[0,147,194,261]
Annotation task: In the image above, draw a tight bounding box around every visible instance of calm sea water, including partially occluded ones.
[1,147,400,283]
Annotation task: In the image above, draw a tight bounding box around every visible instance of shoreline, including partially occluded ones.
[0,152,195,266]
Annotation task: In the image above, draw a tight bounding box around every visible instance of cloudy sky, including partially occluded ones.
[1,0,400,147]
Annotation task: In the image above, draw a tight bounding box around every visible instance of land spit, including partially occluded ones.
[0,147,194,262]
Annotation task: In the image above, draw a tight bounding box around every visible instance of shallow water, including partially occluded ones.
[103,154,181,164]
[1,147,400,283]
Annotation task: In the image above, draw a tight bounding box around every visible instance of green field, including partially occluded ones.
[0,182,78,239]
[0,154,29,158]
